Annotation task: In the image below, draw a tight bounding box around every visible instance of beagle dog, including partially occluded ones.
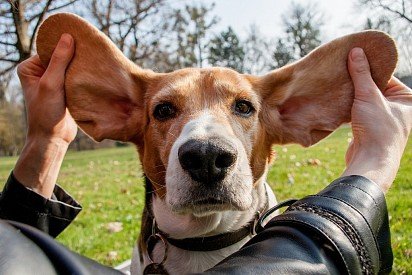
[36,13,397,274]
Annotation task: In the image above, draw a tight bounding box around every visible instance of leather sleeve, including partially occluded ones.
[0,220,122,275]
[204,175,392,275]
[0,174,393,274]
[0,172,82,237]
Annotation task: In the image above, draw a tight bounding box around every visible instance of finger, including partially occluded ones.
[348,48,384,103]
[384,76,411,96]
[41,34,74,88]
[17,55,45,78]
[345,139,355,166]
[386,76,405,89]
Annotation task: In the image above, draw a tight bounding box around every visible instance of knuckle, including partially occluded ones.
[354,63,370,75]
[16,63,26,77]
[52,48,68,62]
[39,78,53,91]
[356,86,376,96]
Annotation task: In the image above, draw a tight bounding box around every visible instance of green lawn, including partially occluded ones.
[0,127,411,273]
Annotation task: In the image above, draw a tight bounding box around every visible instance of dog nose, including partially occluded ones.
[178,139,237,184]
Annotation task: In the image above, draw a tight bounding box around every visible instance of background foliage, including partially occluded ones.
[1,0,411,155]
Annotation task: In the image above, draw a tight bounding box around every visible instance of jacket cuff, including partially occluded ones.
[0,172,82,237]
[267,175,392,274]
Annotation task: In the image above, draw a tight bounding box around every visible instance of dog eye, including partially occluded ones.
[153,103,177,120]
[234,100,255,117]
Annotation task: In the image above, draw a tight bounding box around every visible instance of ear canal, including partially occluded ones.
[255,30,398,147]
[36,13,154,142]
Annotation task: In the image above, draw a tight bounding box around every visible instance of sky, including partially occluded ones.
[173,0,369,42]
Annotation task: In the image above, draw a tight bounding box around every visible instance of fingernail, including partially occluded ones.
[59,33,72,49]
[351,48,365,62]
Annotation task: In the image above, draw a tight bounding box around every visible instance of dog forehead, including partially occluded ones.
[151,67,255,99]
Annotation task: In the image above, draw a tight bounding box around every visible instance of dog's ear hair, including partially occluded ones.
[250,31,398,147]
[36,13,155,142]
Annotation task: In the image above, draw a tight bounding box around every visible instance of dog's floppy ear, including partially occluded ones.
[250,31,398,147]
[36,13,155,142]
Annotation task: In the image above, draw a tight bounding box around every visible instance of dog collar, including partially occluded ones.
[150,196,299,252]
[152,205,266,252]
[143,176,297,274]
[144,177,270,252]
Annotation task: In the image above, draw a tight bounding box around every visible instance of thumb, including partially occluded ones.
[348,48,384,102]
[41,34,74,87]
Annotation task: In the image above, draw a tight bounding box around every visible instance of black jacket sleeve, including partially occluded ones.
[0,172,82,237]
[204,175,392,274]
[0,174,393,274]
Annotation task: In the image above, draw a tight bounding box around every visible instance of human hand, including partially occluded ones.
[13,34,75,198]
[17,33,76,144]
[342,48,412,193]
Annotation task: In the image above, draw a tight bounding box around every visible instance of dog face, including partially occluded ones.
[36,13,397,216]
[143,68,260,214]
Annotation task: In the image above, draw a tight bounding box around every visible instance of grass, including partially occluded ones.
[0,127,411,273]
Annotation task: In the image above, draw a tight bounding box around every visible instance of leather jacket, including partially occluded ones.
[0,173,392,274]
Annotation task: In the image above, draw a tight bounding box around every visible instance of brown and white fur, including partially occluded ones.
[36,13,397,275]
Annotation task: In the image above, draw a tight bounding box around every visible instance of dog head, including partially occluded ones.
[36,13,397,215]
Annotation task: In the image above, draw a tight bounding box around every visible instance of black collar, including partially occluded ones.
[144,177,269,252]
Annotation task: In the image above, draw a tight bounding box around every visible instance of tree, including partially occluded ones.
[0,100,25,156]
[165,8,198,69]
[208,27,245,72]
[85,0,167,64]
[186,4,219,68]
[164,3,219,69]
[359,0,412,24]
[242,25,272,75]
[359,0,412,75]
[364,17,392,33]
[272,2,323,69]
[0,0,78,96]
[272,38,294,69]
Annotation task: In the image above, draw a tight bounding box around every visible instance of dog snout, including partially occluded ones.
[178,139,237,184]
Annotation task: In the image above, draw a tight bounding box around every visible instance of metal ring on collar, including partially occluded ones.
[146,233,169,265]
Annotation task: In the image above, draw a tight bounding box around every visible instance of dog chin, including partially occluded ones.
[167,195,252,215]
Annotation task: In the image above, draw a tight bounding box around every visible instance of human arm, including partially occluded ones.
[14,33,77,198]
[203,49,411,274]
[0,34,82,237]
[341,48,412,192]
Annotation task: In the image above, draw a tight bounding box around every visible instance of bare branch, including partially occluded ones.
[28,0,78,22]
[0,40,15,46]
[47,0,78,13]
[0,64,16,76]
[29,0,53,51]
[376,0,412,23]
[0,49,16,58]
[0,30,15,36]
[0,57,18,62]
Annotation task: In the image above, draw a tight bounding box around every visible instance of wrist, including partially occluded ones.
[26,129,74,146]
[342,149,400,193]
[13,137,69,198]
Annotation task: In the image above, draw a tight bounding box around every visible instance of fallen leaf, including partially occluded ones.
[307,158,321,166]
[106,222,123,233]
[107,251,118,261]
[287,173,295,184]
